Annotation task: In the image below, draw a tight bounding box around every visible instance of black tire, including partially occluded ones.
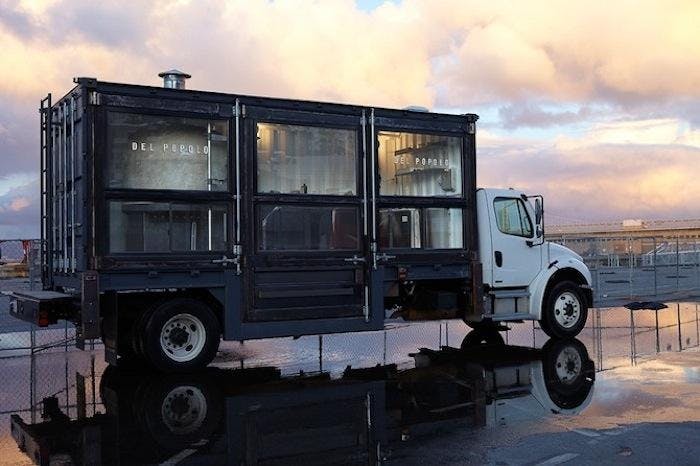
[141,298,221,372]
[461,327,505,348]
[539,281,588,339]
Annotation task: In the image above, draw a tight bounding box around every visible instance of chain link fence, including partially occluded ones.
[549,235,700,304]
[1,239,79,357]
[2,235,700,358]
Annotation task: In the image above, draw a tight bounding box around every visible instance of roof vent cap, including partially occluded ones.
[158,69,191,89]
[403,105,430,112]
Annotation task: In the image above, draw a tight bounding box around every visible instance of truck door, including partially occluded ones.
[236,107,383,339]
[486,192,542,288]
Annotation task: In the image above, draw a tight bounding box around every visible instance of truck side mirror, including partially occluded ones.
[535,198,542,225]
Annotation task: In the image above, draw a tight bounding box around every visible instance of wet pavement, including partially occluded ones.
[0,304,699,465]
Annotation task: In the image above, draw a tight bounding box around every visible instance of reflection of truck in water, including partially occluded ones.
[6,71,592,371]
[10,335,595,465]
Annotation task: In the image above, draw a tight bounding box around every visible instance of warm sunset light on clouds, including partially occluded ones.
[0,0,699,236]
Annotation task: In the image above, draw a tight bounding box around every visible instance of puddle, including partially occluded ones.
[0,304,699,465]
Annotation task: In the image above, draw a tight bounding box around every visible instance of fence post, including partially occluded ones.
[653,237,658,297]
[693,240,700,290]
[383,330,387,365]
[655,309,660,353]
[676,236,680,292]
[677,302,682,351]
[627,236,632,298]
[30,352,36,424]
[630,308,636,365]
[696,303,699,348]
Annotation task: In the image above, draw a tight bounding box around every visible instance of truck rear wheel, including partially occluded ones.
[539,281,588,339]
[141,298,221,372]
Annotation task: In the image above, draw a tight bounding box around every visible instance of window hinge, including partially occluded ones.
[233,244,242,256]
[233,102,240,118]
[467,121,476,135]
[88,91,100,106]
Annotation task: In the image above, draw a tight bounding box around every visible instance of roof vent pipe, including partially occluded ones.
[158,69,191,89]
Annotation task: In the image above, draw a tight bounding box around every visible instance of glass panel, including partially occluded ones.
[171,204,227,251]
[259,205,359,251]
[424,208,463,249]
[107,113,228,191]
[378,131,462,197]
[378,208,421,249]
[109,201,227,252]
[257,123,357,195]
[494,198,533,237]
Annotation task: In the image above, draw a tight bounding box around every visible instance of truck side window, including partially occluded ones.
[493,198,533,238]
[378,207,464,249]
[106,113,229,191]
[109,201,227,252]
[378,131,462,197]
[258,205,359,251]
[378,208,421,249]
[256,123,357,196]
[424,208,463,249]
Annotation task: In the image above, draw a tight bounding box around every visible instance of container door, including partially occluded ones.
[237,107,381,339]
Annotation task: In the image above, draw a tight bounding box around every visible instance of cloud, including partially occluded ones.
[498,103,594,129]
[1,0,696,107]
[479,120,700,222]
[0,172,38,237]
[8,196,30,211]
[0,0,699,237]
[556,118,700,150]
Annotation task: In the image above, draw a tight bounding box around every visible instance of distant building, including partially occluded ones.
[547,218,700,240]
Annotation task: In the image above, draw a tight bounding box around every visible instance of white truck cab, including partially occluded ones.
[475,188,593,338]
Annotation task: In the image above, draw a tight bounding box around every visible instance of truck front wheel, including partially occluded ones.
[539,281,588,339]
[141,298,221,372]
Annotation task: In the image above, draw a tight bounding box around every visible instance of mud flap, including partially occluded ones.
[464,260,484,323]
[77,271,100,350]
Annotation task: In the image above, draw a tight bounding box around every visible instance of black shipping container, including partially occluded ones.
[27,76,482,369]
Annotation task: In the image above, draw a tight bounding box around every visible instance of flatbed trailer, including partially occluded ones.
[10,72,484,370]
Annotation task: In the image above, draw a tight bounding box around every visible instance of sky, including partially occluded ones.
[0,0,699,237]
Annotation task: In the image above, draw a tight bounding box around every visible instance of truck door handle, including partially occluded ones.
[212,255,239,266]
[495,251,503,267]
[344,255,366,265]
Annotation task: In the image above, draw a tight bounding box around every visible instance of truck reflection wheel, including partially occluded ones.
[553,292,581,329]
[160,314,207,362]
[555,345,582,384]
[161,385,208,435]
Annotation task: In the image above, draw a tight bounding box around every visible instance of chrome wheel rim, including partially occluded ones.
[553,291,581,328]
[161,385,207,434]
[555,346,582,384]
[160,313,206,362]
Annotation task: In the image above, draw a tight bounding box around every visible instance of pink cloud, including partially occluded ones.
[8,196,30,212]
